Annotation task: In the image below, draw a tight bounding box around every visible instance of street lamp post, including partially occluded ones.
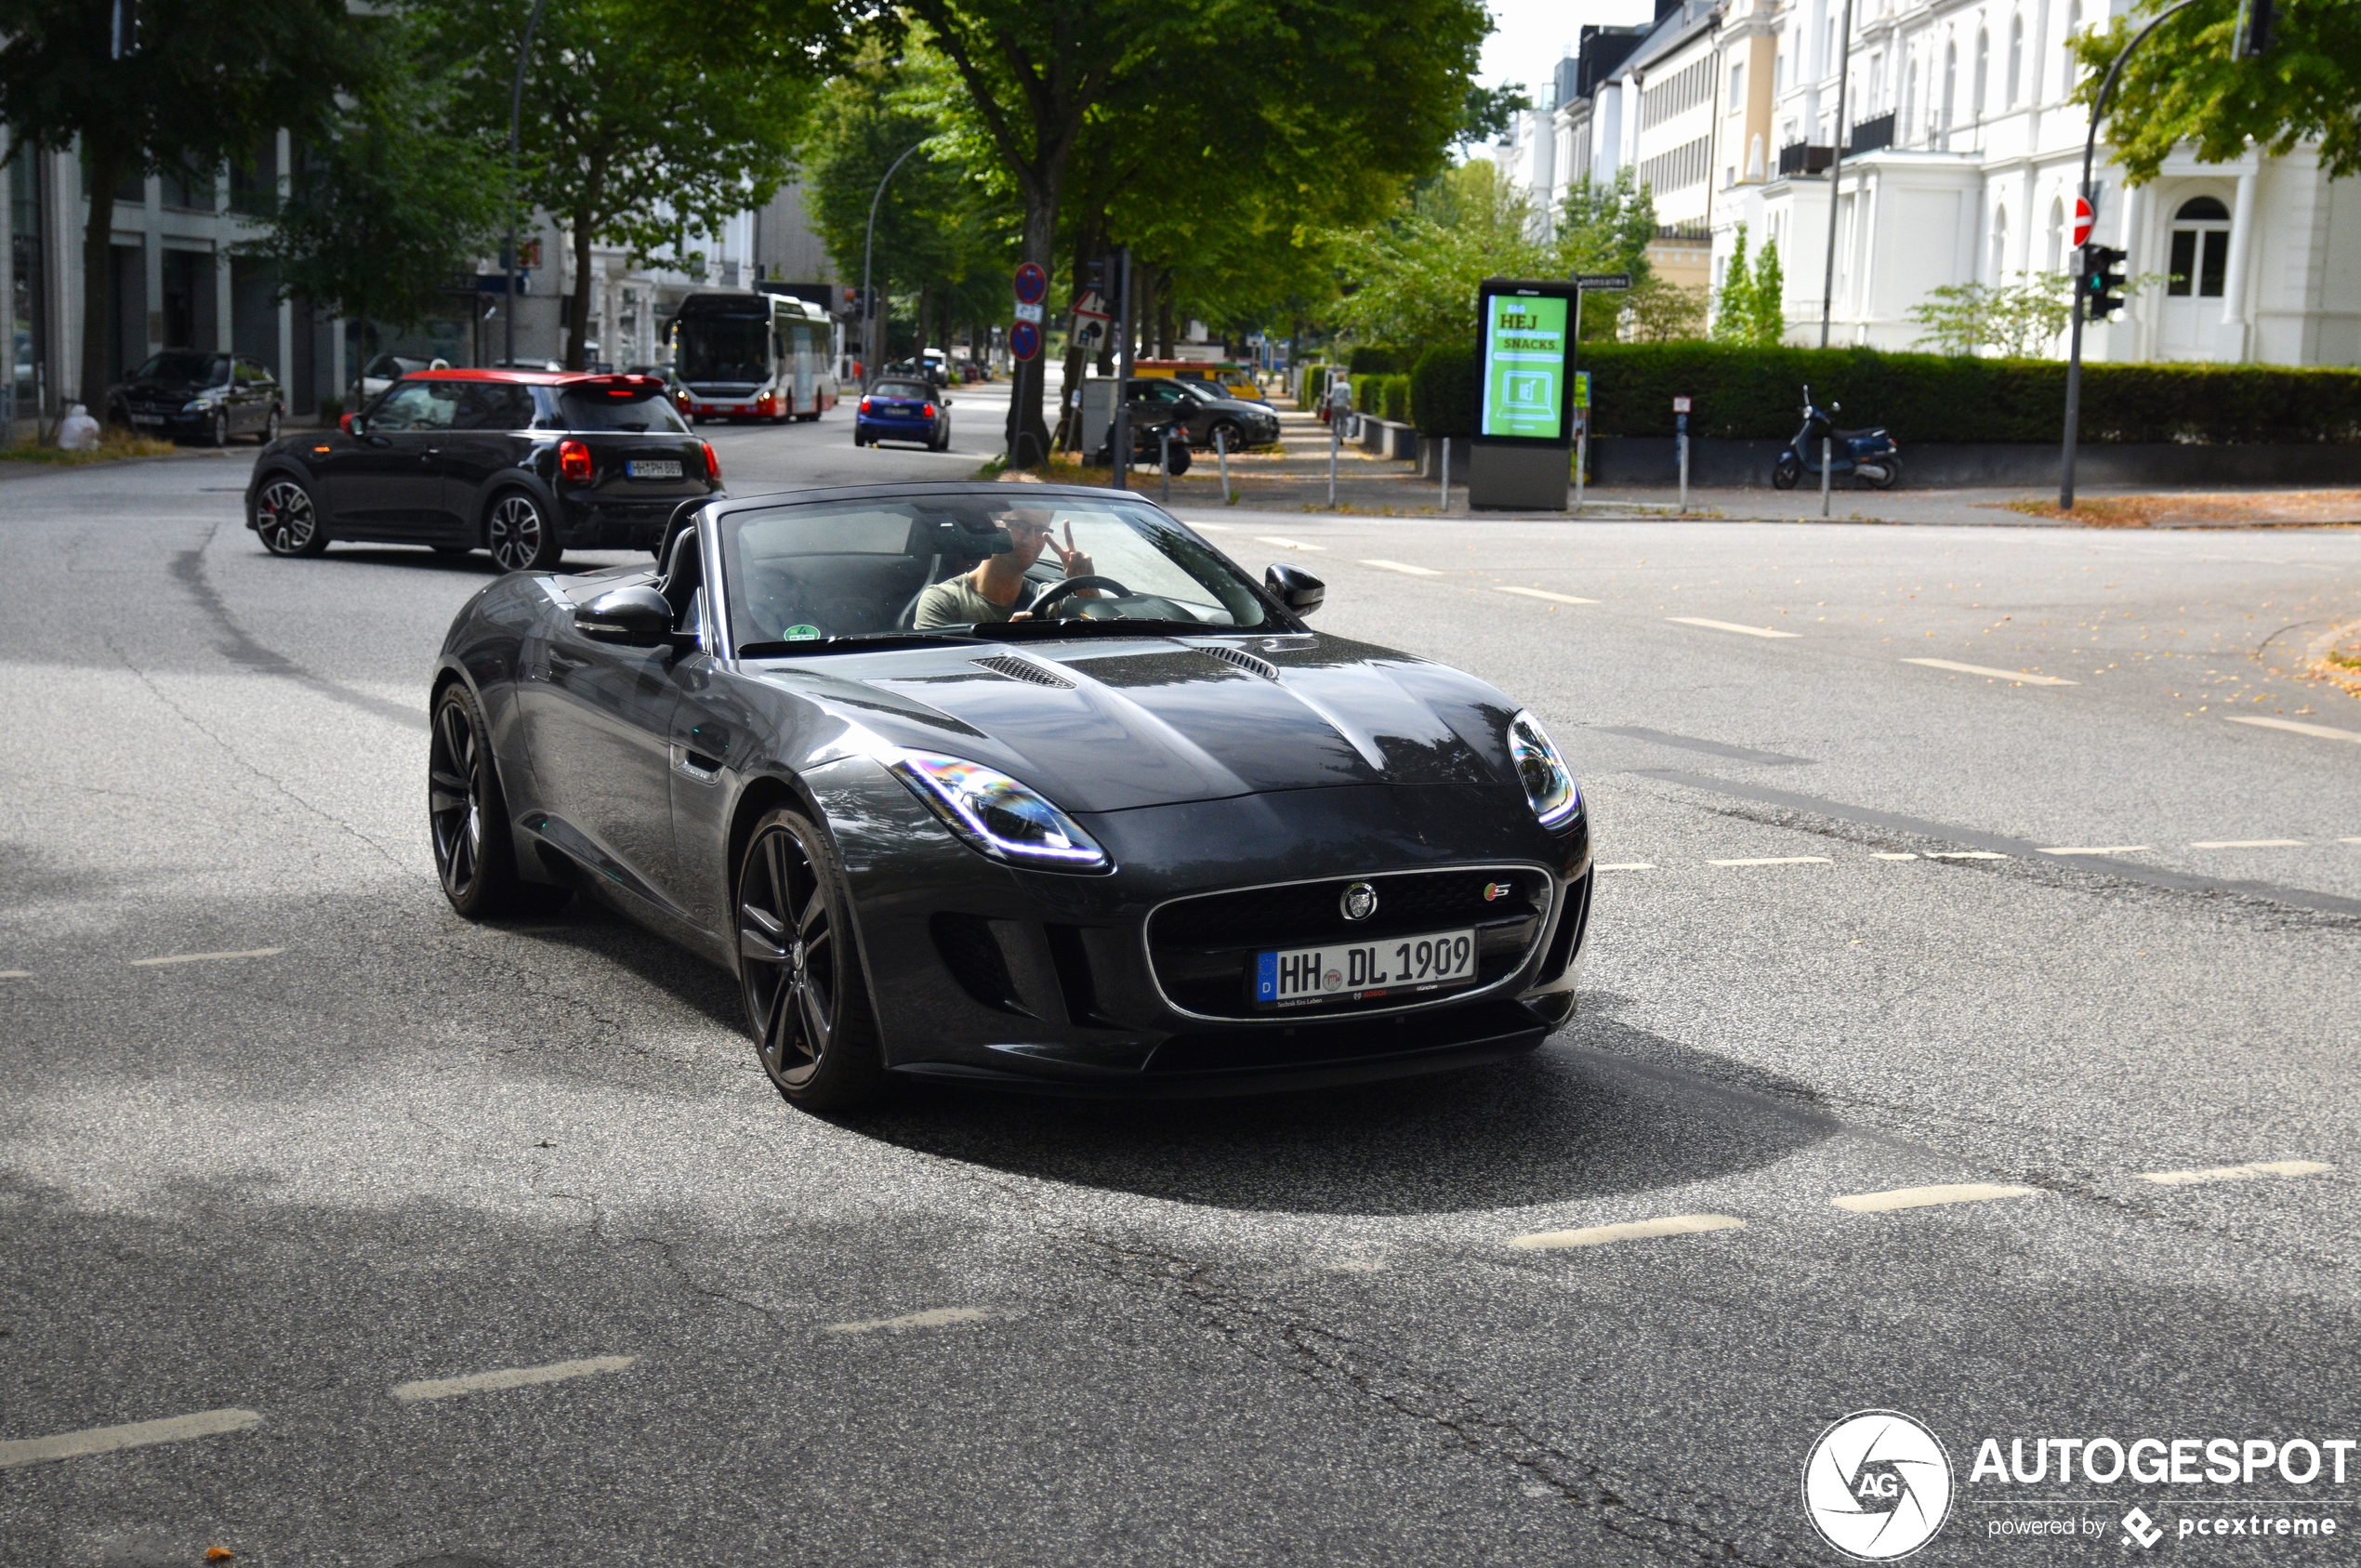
[1817,0,1855,349]
[504,0,550,372]
[860,140,928,389]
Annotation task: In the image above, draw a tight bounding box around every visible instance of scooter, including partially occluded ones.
[1092,414,1193,475]
[1773,386,1901,490]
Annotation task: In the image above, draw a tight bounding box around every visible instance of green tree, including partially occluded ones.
[1906,274,2073,357]
[1457,83,1531,149]
[2075,0,2361,183]
[1552,170,1658,343]
[0,0,357,410]
[410,0,837,369]
[1329,161,1548,352]
[1713,223,1788,347]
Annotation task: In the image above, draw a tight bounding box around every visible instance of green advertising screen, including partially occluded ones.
[1480,291,1570,441]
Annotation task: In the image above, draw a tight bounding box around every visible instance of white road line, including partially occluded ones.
[1594,862,1655,871]
[126,948,285,968]
[1667,616,1799,639]
[1509,1215,1746,1250]
[2038,846,2151,855]
[0,1408,262,1470]
[2188,839,2306,850]
[1925,850,2009,861]
[1833,1182,2038,1214]
[390,1355,637,1404]
[2225,715,2361,744]
[0,969,29,980]
[2138,1159,2333,1187]
[1497,586,1602,606]
[1872,853,1919,861]
[1902,658,2077,685]
[2343,837,2361,845]
[1256,535,1326,551]
[824,1307,991,1335]
[1708,856,1831,867]
[1360,559,1439,575]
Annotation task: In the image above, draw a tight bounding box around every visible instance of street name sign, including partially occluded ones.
[1574,272,1632,290]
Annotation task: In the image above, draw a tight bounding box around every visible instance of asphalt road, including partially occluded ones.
[4,405,2359,1568]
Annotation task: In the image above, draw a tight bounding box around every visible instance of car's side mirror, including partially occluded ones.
[576,585,681,646]
[340,413,360,434]
[1265,562,1325,616]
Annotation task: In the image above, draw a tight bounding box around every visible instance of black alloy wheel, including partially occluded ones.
[209,410,229,448]
[486,491,561,573]
[1209,419,1246,455]
[736,809,884,1110]
[256,478,328,557]
[429,681,561,918]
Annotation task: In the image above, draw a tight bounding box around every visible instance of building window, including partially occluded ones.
[2061,0,2082,99]
[1731,61,1746,107]
[1975,30,1990,116]
[2045,196,2064,270]
[2168,195,2232,297]
[1749,133,1765,180]
[1942,41,1958,135]
[1990,204,2010,282]
[2007,16,2024,106]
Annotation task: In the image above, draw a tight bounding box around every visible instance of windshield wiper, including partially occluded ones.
[737,631,983,658]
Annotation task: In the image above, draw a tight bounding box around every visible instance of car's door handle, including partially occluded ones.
[547,649,590,674]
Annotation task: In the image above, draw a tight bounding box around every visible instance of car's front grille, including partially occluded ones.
[1146,866,1550,1021]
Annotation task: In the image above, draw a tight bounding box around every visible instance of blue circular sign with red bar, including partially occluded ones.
[1009,320,1041,361]
[1013,262,1049,306]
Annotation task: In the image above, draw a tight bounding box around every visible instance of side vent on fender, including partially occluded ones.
[1200,645,1280,681]
[971,653,1075,689]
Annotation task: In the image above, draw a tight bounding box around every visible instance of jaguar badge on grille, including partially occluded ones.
[1339,881,1378,921]
[1484,881,1512,901]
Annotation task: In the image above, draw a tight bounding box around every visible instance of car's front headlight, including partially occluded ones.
[1507,710,1581,829]
[886,750,1109,870]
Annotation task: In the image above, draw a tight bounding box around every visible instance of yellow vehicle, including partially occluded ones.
[1131,359,1270,405]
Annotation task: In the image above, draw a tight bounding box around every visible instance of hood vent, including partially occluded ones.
[1200,644,1280,681]
[971,652,1075,689]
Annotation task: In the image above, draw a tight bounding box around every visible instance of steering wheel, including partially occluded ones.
[1029,575,1133,617]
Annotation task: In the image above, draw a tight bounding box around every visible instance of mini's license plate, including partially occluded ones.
[1255,928,1477,1008]
[130,415,163,426]
[626,459,682,479]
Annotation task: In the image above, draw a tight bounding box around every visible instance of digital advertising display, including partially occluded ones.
[1477,280,1576,444]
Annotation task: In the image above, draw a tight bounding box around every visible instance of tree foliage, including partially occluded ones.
[1906,274,2074,358]
[2076,0,2361,183]
[1713,223,1788,348]
[1457,83,1531,149]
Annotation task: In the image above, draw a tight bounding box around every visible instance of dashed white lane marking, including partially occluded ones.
[2138,1159,2333,1187]
[2225,715,2361,744]
[824,1307,990,1335]
[0,1408,262,1470]
[1497,586,1602,606]
[1926,850,2009,861]
[1595,862,1655,871]
[2189,839,2306,850]
[1873,852,1919,860]
[2038,846,2152,855]
[2344,837,2361,845]
[1708,856,1831,867]
[1832,1182,2038,1214]
[1902,658,2077,685]
[1361,559,1439,575]
[0,969,29,980]
[1510,1215,1746,1250]
[126,948,285,968]
[1667,616,1799,639]
[389,1355,637,1404]
[1256,535,1325,550]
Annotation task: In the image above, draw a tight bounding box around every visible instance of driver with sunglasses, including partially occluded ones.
[914,506,1101,628]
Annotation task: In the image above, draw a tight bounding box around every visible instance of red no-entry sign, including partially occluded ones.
[2072,196,2094,248]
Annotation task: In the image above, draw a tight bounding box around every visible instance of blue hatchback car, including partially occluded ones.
[854,378,950,451]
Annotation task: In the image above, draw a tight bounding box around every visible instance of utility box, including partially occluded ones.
[1075,377,1118,455]
[1469,442,1571,510]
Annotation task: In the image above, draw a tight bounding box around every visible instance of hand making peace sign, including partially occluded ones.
[1043,520,1095,583]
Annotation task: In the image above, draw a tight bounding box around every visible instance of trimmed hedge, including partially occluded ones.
[1406,343,2361,444]
[1296,362,1331,411]
[1351,373,1411,422]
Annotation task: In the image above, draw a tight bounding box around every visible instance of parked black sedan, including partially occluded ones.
[427,481,1592,1110]
[110,351,284,446]
[1124,376,1281,452]
[245,369,723,572]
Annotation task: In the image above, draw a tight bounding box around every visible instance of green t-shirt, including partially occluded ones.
[915,573,1025,629]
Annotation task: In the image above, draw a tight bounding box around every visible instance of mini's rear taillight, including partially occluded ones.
[558,438,592,481]
[858,398,872,414]
[701,440,719,484]
[923,402,937,418]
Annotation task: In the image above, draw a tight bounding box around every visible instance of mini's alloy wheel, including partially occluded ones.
[256,479,328,556]
[737,810,884,1110]
[486,492,561,573]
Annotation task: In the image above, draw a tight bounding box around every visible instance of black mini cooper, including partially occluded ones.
[244,370,724,572]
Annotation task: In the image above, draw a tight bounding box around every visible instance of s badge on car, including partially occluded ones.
[1339,881,1378,921]
[1484,881,1511,901]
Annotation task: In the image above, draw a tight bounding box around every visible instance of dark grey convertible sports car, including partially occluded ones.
[429,481,1592,1108]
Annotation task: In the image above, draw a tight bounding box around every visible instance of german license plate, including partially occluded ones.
[130,415,162,426]
[626,459,681,479]
[1255,928,1477,1008]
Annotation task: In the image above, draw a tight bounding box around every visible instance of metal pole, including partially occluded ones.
[1327,391,1339,509]
[505,0,550,371]
[1677,415,1690,514]
[1217,426,1231,504]
[2060,0,2198,510]
[1569,285,1584,514]
[1160,427,1171,504]
[1113,247,1133,491]
[1574,421,1586,513]
[1439,436,1449,512]
[1818,0,1855,349]
[861,140,928,390]
[1820,434,1832,517]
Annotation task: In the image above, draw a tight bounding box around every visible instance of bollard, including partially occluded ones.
[1216,427,1231,505]
[1677,428,1690,514]
[1328,408,1339,508]
[1439,438,1449,513]
[1160,428,1171,505]
[1820,435,1832,518]
[1574,421,1586,514]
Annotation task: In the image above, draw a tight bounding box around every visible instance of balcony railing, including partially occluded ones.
[1849,112,1896,154]
[1777,142,1833,177]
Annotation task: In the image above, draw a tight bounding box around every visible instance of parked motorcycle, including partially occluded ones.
[1093,414,1193,476]
[1772,386,1901,490]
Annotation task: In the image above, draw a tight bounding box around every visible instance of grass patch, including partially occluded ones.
[2001,495,2153,526]
[2,428,182,465]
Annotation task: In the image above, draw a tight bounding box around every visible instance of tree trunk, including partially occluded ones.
[81,142,130,421]
[1054,215,1105,453]
[916,281,931,370]
[565,209,596,372]
[1003,186,1059,468]
[1156,280,1175,360]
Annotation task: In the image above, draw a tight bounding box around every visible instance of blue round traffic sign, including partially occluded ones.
[1009,320,1041,361]
[1013,262,1049,306]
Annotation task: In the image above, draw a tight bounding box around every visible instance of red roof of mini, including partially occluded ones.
[403,368,667,389]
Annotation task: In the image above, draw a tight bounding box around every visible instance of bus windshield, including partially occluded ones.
[678,316,772,382]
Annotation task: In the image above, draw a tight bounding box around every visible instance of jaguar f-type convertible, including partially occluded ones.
[429,481,1593,1108]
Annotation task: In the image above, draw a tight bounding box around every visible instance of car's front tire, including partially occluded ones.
[208,411,228,448]
[429,681,564,919]
[256,478,329,557]
[486,490,562,573]
[736,808,885,1112]
[259,406,282,444]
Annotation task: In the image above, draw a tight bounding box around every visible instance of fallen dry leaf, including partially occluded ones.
[206,1549,234,1562]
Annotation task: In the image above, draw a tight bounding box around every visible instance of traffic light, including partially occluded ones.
[2237,0,2274,58]
[2082,244,2128,321]
[1078,254,1122,312]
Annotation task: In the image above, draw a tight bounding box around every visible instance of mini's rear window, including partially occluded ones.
[871,382,931,401]
[557,389,689,433]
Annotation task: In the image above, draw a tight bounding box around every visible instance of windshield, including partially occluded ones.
[721,496,1278,654]
[136,351,224,385]
[677,316,772,382]
[557,389,690,432]
[870,381,931,401]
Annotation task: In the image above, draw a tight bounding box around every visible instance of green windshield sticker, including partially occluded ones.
[784,624,822,641]
[1481,294,1568,441]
